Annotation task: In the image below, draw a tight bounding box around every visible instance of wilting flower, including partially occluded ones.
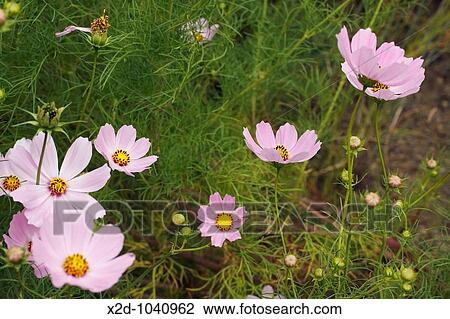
[182,18,219,44]
[9,133,110,226]
[247,285,285,299]
[243,121,321,164]
[365,191,381,207]
[197,192,245,247]
[32,210,135,292]
[2,210,47,277]
[55,10,110,47]
[0,138,33,196]
[94,124,158,177]
[336,26,425,101]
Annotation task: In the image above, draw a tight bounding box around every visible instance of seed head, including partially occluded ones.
[349,136,361,149]
[388,175,402,188]
[365,192,381,208]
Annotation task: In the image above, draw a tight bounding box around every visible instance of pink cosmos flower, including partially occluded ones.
[9,133,110,227]
[0,138,33,196]
[336,26,425,101]
[243,121,321,164]
[3,210,47,278]
[94,124,158,177]
[182,18,219,44]
[197,192,245,247]
[32,208,135,292]
[55,25,92,38]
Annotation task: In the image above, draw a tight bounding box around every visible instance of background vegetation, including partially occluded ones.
[0,0,448,298]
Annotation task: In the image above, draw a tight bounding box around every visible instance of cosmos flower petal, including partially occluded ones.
[69,164,111,193]
[30,133,58,181]
[350,28,377,53]
[129,138,151,159]
[55,26,92,38]
[94,124,116,159]
[86,226,125,263]
[243,127,263,155]
[275,123,298,150]
[116,125,137,150]
[210,233,227,247]
[60,137,92,181]
[255,121,276,148]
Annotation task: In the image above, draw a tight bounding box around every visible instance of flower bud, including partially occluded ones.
[37,102,65,129]
[365,192,381,208]
[402,282,412,292]
[430,169,438,177]
[388,175,402,188]
[426,158,437,169]
[90,12,110,48]
[0,87,6,102]
[284,254,297,267]
[400,267,417,282]
[394,200,404,209]
[172,213,186,225]
[402,229,411,239]
[180,226,192,236]
[313,267,324,279]
[340,169,352,183]
[4,1,21,17]
[349,136,361,149]
[384,267,394,277]
[0,9,6,27]
[6,246,25,264]
[333,257,345,269]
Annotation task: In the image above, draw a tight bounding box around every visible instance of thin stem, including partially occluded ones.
[274,165,287,254]
[409,172,449,208]
[171,244,210,255]
[78,49,99,130]
[36,131,48,185]
[338,93,363,254]
[375,102,389,190]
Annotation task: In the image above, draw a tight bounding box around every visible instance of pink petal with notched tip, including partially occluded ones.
[60,137,92,181]
[94,123,116,159]
[276,123,298,150]
[351,28,377,53]
[255,121,276,149]
[68,164,111,193]
[116,125,137,150]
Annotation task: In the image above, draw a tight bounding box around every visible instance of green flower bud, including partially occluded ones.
[341,169,352,183]
[430,169,438,177]
[180,226,192,236]
[91,33,108,47]
[402,230,411,239]
[333,257,345,269]
[314,267,324,279]
[37,102,65,129]
[401,267,417,282]
[384,267,394,277]
[402,282,413,292]
[349,136,362,149]
[0,88,6,102]
[4,2,21,17]
[172,213,186,225]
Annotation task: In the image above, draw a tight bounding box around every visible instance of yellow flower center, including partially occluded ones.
[90,11,109,35]
[372,82,389,92]
[112,149,130,166]
[275,145,289,161]
[2,175,21,192]
[63,253,89,278]
[49,177,67,196]
[215,213,233,231]
[194,32,204,43]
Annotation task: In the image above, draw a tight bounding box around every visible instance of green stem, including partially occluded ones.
[375,102,389,190]
[274,165,287,254]
[78,50,99,130]
[171,244,210,255]
[409,172,449,208]
[338,93,363,255]
[36,131,48,185]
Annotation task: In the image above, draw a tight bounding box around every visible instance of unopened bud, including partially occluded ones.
[172,213,186,225]
[426,158,437,169]
[333,257,345,269]
[402,230,411,239]
[365,192,381,208]
[284,254,297,267]
[37,102,65,129]
[6,246,25,264]
[4,2,21,17]
[400,267,417,282]
[384,267,394,277]
[402,282,413,292]
[180,226,192,236]
[388,175,402,188]
[341,169,352,183]
[0,88,6,102]
[314,268,324,279]
[349,136,361,149]
[430,169,438,177]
